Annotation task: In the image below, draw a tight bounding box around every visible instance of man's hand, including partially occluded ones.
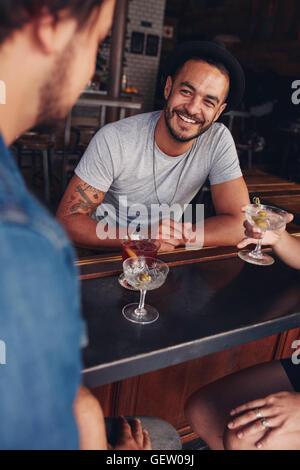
[237,207,293,250]
[112,417,152,450]
[227,391,300,449]
[151,219,193,252]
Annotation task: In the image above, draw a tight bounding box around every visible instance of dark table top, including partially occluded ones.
[81,255,300,388]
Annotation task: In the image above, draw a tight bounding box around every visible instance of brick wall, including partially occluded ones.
[124,0,166,112]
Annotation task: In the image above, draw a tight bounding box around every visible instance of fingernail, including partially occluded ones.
[227,422,234,429]
[257,443,262,449]
[237,432,243,439]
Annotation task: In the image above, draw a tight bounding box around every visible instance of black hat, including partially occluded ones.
[161,40,245,111]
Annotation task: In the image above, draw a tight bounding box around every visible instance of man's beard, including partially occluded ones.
[34,42,75,134]
[164,103,214,143]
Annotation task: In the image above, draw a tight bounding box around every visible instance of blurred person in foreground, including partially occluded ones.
[0,0,151,450]
[185,210,300,450]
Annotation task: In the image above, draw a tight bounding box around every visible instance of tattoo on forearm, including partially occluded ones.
[60,184,105,217]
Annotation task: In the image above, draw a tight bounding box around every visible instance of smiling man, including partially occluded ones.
[162,60,229,143]
[57,41,250,252]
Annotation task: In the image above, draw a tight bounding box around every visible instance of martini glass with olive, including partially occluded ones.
[118,239,160,290]
[238,203,289,266]
[122,256,169,324]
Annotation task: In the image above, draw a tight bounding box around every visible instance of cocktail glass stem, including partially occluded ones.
[250,237,263,259]
[135,289,147,316]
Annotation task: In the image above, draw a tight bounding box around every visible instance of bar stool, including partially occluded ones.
[15,132,55,203]
[105,416,182,450]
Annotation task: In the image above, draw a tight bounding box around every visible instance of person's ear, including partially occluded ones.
[164,76,173,101]
[213,102,227,122]
[31,9,77,55]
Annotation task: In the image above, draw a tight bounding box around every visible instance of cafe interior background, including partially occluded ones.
[13,0,300,217]
[10,0,300,449]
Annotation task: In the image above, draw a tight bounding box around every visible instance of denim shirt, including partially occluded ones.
[0,134,83,449]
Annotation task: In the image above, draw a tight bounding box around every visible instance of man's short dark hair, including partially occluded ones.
[173,55,230,82]
[0,0,103,45]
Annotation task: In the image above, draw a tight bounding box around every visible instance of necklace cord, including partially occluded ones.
[152,134,195,206]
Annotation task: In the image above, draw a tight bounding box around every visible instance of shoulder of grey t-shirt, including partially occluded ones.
[206,122,242,186]
[75,111,161,192]
[94,110,160,147]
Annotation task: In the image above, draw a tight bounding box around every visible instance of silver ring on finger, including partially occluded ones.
[254,408,262,418]
[261,418,270,429]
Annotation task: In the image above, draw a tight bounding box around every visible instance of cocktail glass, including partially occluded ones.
[118,239,160,290]
[238,204,289,266]
[122,256,169,324]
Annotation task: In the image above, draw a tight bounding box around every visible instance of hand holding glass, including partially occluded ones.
[122,256,169,324]
[238,204,289,266]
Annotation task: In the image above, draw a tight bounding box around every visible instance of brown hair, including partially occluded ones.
[0,0,103,44]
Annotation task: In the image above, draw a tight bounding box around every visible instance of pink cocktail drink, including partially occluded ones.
[122,240,160,262]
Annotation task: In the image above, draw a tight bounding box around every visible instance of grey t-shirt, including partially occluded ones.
[75,111,242,228]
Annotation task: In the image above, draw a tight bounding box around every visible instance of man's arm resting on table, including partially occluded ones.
[191,177,250,247]
[57,176,184,253]
[57,175,122,250]
[151,178,250,250]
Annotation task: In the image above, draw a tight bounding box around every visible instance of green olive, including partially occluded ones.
[257,210,267,216]
[252,216,267,229]
[139,273,152,283]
